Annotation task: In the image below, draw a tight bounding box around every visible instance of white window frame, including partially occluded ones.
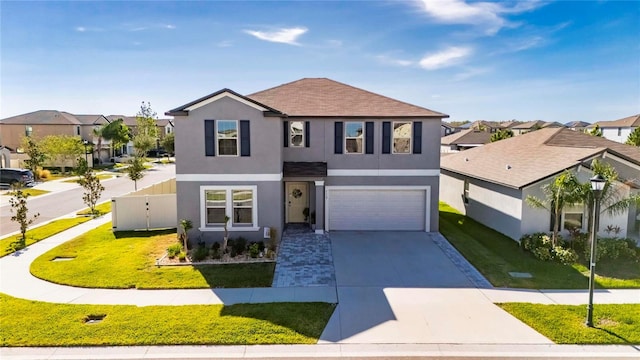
[392,121,412,154]
[344,121,364,154]
[204,189,227,226]
[463,179,470,204]
[216,120,239,157]
[562,204,585,232]
[199,185,259,231]
[290,121,305,147]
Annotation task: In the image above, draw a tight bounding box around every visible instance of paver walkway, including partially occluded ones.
[272,224,336,287]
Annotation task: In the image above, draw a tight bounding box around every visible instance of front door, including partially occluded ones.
[286,182,308,223]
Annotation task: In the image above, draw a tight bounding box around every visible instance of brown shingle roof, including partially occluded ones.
[0,110,82,125]
[248,78,447,118]
[441,129,492,146]
[441,128,640,189]
[591,114,640,128]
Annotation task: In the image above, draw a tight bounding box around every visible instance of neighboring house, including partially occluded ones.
[440,129,492,153]
[588,114,640,144]
[0,146,11,168]
[441,121,454,137]
[106,115,175,155]
[565,121,591,132]
[166,78,448,243]
[440,128,640,242]
[511,120,564,135]
[0,110,110,163]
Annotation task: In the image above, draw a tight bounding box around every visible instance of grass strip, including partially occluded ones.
[76,201,112,216]
[62,174,113,183]
[439,202,640,289]
[4,188,50,197]
[30,224,275,289]
[0,293,335,347]
[0,217,90,258]
[499,303,640,344]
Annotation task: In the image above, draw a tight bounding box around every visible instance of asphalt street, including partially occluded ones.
[0,163,175,236]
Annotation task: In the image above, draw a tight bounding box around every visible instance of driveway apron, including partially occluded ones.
[320,231,552,345]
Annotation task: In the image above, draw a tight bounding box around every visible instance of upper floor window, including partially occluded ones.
[217,120,238,156]
[290,121,304,147]
[393,121,412,154]
[76,126,81,136]
[618,127,622,136]
[25,125,33,137]
[345,122,364,154]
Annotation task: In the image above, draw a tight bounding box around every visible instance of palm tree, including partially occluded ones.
[579,159,640,233]
[92,125,104,163]
[525,171,583,246]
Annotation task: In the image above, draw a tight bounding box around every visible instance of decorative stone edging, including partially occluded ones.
[432,233,493,289]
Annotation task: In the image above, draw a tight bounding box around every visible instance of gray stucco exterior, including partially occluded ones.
[171,86,445,245]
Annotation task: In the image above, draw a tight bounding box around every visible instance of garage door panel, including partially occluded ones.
[328,189,426,231]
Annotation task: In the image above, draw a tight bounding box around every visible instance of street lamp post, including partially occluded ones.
[586,174,606,327]
[82,140,89,164]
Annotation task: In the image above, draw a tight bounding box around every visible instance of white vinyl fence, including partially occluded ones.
[112,178,177,231]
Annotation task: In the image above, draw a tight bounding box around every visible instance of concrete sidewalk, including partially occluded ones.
[2,343,639,360]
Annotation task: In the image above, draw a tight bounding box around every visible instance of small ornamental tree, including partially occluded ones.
[21,136,48,175]
[162,132,175,155]
[490,129,514,142]
[77,158,105,217]
[625,127,640,146]
[133,102,159,157]
[125,156,146,191]
[587,125,603,137]
[9,186,40,250]
[179,219,193,250]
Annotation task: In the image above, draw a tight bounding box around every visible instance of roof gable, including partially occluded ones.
[441,129,491,145]
[165,89,283,116]
[0,110,82,125]
[247,78,447,118]
[592,114,640,128]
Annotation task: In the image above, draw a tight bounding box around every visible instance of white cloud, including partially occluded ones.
[419,46,472,70]
[165,24,176,30]
[244,27,308,45]
[417,0,545,35]
[217,40,233,48]
[376,55,413,67]
[75,26,86,32]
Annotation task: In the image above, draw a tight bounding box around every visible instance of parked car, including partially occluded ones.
[109,154,132,163]
[0,168,36,188]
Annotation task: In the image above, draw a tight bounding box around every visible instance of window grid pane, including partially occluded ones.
[290,121,304,147]
[217,121,238,155]
[205,190,226,224]
[345,122,364,154]
[392,122,411,154]
[233,190,253,225]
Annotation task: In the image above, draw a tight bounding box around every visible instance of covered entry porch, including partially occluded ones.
[283,161,327,234]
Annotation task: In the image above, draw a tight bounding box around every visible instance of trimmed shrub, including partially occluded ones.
[167,243,182,259]
[232,237,247,255]
[178,251,186,262]
[587,238,639,262]
[249,243,260,258]
[520,232,577,264]
[553,246,579,265]
[191,245,208,262]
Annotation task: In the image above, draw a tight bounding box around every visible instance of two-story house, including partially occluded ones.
[166,78,448,243]
[587,114,640,143]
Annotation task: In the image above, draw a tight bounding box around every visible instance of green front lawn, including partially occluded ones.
[439,202,640,289]
[63,174,113,183]
[0,293,334,346]
[499,303,640,344]
[30,224,275,289]
[0,217,90,258]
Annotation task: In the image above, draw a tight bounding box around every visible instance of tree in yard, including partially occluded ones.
[133,102,159,157]
[490,129,514,142]
[162,132,175,155]
[179,219,193,251]
[21,136,48,176]
[586,125,603,137]
[77,158,105,217]
[578,159,640,233]
[625,127,640,146]
[124,156,146,191]
[9,186,40,250]
[39,135,84,174]
[100,119,130,157]
[525,171,583,247]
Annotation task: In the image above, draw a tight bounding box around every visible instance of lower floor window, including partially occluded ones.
[201,186,257,229]
[563,211,584,231]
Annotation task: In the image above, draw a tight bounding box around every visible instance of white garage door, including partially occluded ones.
[327,187,428,231]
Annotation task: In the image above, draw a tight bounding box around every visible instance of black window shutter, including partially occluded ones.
[304,121,310,147]
[365,122,374,154]
[382,121,391,154]
[205,120,215,156]
[334,122,343,154]
[283,121,289,147]
[240,120,250,156]
[412,121,422,154]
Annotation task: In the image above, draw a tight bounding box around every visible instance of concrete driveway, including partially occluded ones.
[319,231,552,345]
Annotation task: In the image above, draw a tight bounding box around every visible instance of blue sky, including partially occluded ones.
[1,0,638,123]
